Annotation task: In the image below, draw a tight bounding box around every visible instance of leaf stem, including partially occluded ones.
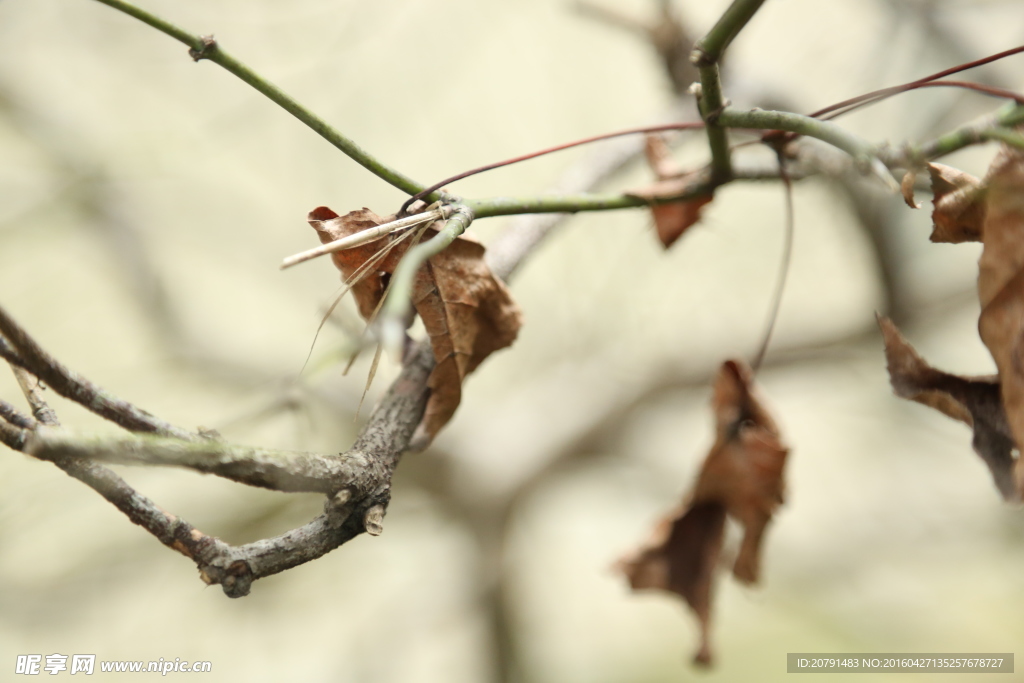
[90,0,430,197]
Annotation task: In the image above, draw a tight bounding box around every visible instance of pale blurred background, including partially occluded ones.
[1,0,1024,681]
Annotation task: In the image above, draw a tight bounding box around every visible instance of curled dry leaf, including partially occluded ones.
[975,145,1024,494]
[897,145,1024,498]
[928,162,985,243]
[618,360,788,666]
[877,315,1017,500]
[629,135,714,249]
[308,207,522,439]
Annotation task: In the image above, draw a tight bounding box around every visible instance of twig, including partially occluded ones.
[398,123,706,215]
[0,418,29,451]
[809,44,1024,119]
[1,360,230,573]
[894,103,1024,163]
[28,429,389,494]
[89,0,432,199]
[15,337,434,597]
[11,366,60,427]
[694,64,733,183]
[691,0,768,66]
[689,0,768,183]
[0,305,195,440]
[0,398,35,430]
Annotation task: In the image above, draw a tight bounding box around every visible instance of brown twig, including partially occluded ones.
[0,397,36,430]
[0,305,195,440]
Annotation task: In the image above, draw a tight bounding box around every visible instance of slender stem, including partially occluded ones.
[697,65,733,183]
[379,206,474,356]
[690,0,768,184]
[465,165,788,219]
[0,304,195,440]
[810,44,1024,119]
[900,104,1024,162]
[90,0,430,198]
[751,151,794,374]
[399,121,706,215]
[469,193,648,218]
[719,107,877,159]
[0,398,35,430]
[691,0,769,65]
[982,127,1024,149]
[12,366,60,426]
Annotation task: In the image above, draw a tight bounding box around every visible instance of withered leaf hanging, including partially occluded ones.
[628,135,714,249]
[618,360,789,666]
[878,315,1016,500]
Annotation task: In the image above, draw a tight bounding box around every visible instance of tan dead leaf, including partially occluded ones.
[878,315,1017,500]
[650,197,715,249]
[627,135,714,249]
[619,360,788,666]
[975,145,1024,495]
[308,206,522,438]
[928,162,985,243]
[628,176,714,249]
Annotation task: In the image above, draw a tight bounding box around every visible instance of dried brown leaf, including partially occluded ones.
[628,137,714,249]
[878,315,1016,499]
[928,162,985,243]
[619,501,725,666]
[619,360,788,666]
[975,145,1024,495]
[628,176,714,249]
[307,206,522,439]
[650,196,715,249]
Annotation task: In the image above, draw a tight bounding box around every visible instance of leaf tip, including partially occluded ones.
[308,205,340,222]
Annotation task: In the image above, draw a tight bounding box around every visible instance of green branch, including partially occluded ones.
[906,104,1024,161]
[718,107,877,159]
[466,166,786,219]
[690,0,769,184]
[696,65,733,183]
[90,0,430,197]
[692,0,769,65]
[469,193,648,218]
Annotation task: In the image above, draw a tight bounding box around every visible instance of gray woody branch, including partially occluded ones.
[0,183,553,597]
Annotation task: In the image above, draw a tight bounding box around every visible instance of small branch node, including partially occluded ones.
[704,100,730,125]
[188,35,217,62]
[689,46,712,67]
[197,426,222,440]
[363,504,385,536]
[325,489,354,527]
